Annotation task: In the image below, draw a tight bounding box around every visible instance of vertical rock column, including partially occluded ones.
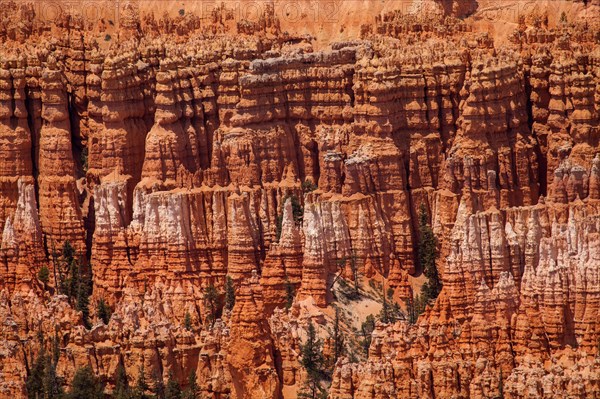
[0,180,44,291]
[227,272,280,399]
[0,58,33,232]
[139,57,201,190]
[298,197,330,307]
[97,54,147,190]
[37,58,84,251]
[260,197,303,313]
[226,192,260,282]
[85,49,105,188]
[91,179,132,305]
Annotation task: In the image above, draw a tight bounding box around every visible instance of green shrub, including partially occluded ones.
[302,180,317,192]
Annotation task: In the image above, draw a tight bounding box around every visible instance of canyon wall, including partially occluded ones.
[0,1,599,398]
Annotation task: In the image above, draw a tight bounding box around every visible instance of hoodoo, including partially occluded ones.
[0,0,599,397]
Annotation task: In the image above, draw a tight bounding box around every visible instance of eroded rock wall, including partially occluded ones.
[0,2,599,398]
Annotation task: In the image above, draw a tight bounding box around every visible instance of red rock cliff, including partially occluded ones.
[0,1,599,398]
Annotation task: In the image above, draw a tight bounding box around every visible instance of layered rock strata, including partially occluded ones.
[0,3,599,399]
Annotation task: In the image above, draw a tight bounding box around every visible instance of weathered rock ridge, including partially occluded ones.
[0,1,599,398]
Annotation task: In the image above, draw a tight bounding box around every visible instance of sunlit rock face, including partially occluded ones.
[0,1,599,398]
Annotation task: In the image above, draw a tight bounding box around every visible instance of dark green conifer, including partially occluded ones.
[165,371,181,399]
[66,366,104,399]
[97,299,111,325]
[181,370,199,399]
[418,204,442,302]
[224,276,235,311]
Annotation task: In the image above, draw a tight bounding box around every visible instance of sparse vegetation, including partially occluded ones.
[404,293,427,324]
[66,365,104,399]
[329,307,345,366]
[184,311,192,331]
[165,371,181,399]
[335,252,360,300]
[203,283,219,325]
[302,180,317,193]
[299,322,328,399]
[38,266,50,290]
[360,315,376,356]
[80,147,88,174]
[418,204,442,303]
[285,278,295,309]
[276,194,303,241]
[560,11,567,24]
[96,298,111,325]
[182,370,199,399]
[224,276,235,311]
[368,279,377,291]
[378,284,401,324]
[55,241,93,329]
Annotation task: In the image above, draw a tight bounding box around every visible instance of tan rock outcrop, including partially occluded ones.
[261,197,303,313]
[37,58,85,251]
[226,272,280,399]
[0,5,599,399]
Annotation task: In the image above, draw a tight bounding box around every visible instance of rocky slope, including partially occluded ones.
[0,0,600,398]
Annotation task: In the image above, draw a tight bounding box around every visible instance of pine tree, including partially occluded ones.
[165,371,181,399]
[333,252,361,300]
[77,273,91,329]
[42,357,63,399]
[300,322,325,378]
[132,364,150,399]
[66,366,104,399]
[80,259,94,328]
[330,308,345,365]
[181,371,199,399]
[349,252,360,297]
[297,379,328,399]
[26,350,46,399]
[51,240,60,292]
[97,298,111,325]
[52,327,61,365]
[69,258,81,302]
[360,315,375,356]
[379,284,401,324]
[302,180,317,193]
[114,363,130,399]
[379,284,390,324]
[203,283,219,325]
[61,240,75,266]
[184,312,192,331]
[300,322,326,399]
[58,240,93,329]
[59,241,75,297]
[36,322,44,345]
[418,204,442,302]
[38,266,50,290]
[151,372,165,399]
[224,276,235,311]
[405,293,427,324]
[285,278,295,309]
